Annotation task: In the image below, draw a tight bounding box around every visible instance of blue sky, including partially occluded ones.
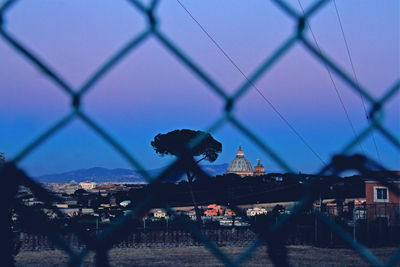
[0,0,399,176]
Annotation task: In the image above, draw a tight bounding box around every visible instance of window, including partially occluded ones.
[376,188,387,200]
[374,186,389,202]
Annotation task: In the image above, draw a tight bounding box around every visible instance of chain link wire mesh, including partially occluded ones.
[0,0,399,266]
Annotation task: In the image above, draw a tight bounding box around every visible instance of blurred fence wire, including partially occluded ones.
[0,0,399,266]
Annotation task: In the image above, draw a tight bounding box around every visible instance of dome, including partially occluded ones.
[227,146,254,177]
[254,159,265,176]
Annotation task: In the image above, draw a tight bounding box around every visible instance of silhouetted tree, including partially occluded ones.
[272,204,285,215]
[151,129,222,223]
[74,189,88,196]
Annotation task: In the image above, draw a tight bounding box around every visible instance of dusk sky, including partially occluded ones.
[1,0,399,177]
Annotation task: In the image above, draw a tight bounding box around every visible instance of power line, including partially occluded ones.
[296,0,366,156]
[175,0,327,166]
[332,0,382,165]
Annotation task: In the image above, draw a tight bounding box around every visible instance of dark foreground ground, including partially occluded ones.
[15,245,399,266]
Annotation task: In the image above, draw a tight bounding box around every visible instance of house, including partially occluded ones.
[204,204,224,217]
[246,207,268,216]
[224,209,236,216]
[185,209,197,220]
[59,207,94,217]
[366,181,400,205]
[119,200,131,207]
[365,171,400,224]
[153,209,167,218]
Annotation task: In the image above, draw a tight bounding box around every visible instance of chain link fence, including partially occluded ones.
[1,0,399,266]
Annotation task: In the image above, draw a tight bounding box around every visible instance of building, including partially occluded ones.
[94,184,129,195]
[119,200,131,207]
[43,183,81,195]
[59,207,95,217]
[253,159,265,176]
[79,181,96,191]
[227,146,254,177]
[185,209,197,220]
[153,209,167,218]
[204,204,224,216]
[226,146,265,177]
[246,207,268,216]
[224,208,235,216]
[365,172,400,205]
[365,171,400,224]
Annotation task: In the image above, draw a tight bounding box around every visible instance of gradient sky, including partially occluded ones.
[1,0,399,177]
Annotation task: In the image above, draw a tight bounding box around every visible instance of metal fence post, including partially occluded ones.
[95,245,110,267]
[353,206,356,242]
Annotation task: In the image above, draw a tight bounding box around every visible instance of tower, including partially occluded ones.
[254,159,265,176]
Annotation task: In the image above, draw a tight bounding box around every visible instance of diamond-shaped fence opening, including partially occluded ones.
[1,0,399,266]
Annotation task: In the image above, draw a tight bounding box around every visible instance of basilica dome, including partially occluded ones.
[227,146,254,177]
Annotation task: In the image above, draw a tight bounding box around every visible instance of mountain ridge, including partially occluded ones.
[36,163,229,183]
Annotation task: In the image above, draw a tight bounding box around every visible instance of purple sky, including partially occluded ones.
[1,0,399,177]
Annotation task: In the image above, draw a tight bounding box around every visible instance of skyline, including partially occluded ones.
[1,0,399,176]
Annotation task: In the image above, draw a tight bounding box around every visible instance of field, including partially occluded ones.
[15,245,399,266]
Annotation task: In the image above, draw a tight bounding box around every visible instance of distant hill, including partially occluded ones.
[36,163,229,183]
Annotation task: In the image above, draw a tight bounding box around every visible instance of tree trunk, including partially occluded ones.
[187,172,202,225]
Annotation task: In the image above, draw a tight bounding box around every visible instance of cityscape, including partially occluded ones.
[4,146,400,247]
[1,0,399,266]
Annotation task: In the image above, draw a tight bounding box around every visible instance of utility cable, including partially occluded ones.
[297,0,366,156]
[176,0,327,166]
[332,0,382,165]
